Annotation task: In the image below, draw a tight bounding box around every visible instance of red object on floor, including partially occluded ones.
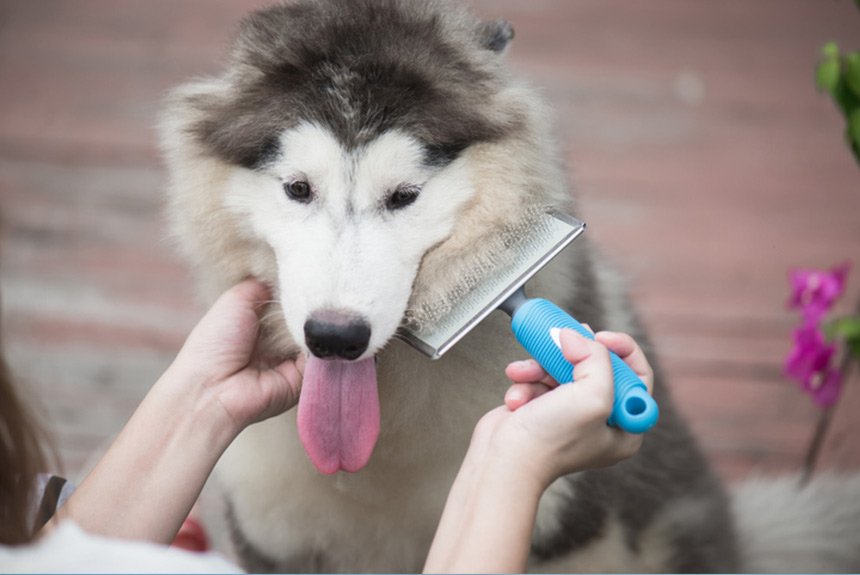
[171,517,209,552]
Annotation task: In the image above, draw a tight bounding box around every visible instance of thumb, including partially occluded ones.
[270,354,307,414]
[179,279,271,372]
[558,329,614,403]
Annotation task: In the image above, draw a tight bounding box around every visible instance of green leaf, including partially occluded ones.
[845,52,860,97]
[828,315,860,339]
[851,338,860,361]
[817,59,842,95]
[833,79,860,116]
[822,41,840,61]
[849,108,860,143]
[828,316,860,361]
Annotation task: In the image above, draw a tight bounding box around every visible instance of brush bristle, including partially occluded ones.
[404,205,548,328]
[400,208,585,357]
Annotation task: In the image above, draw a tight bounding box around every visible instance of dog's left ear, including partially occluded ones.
[480,19,514,53]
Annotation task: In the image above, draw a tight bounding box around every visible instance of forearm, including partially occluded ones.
[50,365,236,544]
[425,446,544,574]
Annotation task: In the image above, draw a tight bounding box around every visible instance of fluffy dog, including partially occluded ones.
[159,1,860,572]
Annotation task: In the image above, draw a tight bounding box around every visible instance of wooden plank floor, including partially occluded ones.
[1,0,858,485]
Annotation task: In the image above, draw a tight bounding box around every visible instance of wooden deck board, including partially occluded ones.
[1,0,858,483]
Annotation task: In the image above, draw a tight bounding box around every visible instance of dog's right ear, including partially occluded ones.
[480,19,514,53]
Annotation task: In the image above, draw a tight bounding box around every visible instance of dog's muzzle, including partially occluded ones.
[304,309,372,360]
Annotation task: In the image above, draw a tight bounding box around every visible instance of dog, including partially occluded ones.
[159,1,860,572]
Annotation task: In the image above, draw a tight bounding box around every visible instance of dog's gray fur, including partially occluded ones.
[160,1,860,572]
[188,0,516,171]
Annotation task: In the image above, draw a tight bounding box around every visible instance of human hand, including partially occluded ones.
[472,328,653,489]
[52,280,305,544]
[425,330,652,573]
[166,279,305,434]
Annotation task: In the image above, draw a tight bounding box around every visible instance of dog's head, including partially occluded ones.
[160,0,569,473]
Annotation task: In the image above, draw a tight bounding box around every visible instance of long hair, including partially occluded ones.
[0,337,49,545]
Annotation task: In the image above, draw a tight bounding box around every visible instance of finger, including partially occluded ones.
[558,328,593,364]
[504,381,553,411]
[268,356,306,412]
[200,279,269,334]
[232,278,271,304]
[504,359,557,388]
[295,353,307,376]
[594,331,654,395]
[180,279,276,375]
[558,329,612,377]
[221,279,274,320]
[558,329,614,405]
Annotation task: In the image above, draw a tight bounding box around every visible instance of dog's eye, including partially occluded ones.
[285,181,312,203]
[386,186,420,210]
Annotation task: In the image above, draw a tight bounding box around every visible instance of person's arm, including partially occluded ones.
[424,329,653,574]
[424,432,544,574]
[49,280,304,544]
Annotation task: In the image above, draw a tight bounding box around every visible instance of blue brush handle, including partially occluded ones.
[510,298,658,434]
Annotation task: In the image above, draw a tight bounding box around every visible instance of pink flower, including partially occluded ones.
[784,261,852,409]
[784,322,844,408]
[805,368,842,408]
[785,322,836,382]
[787,262,851,322]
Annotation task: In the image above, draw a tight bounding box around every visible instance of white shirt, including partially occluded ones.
[0,522,243,574]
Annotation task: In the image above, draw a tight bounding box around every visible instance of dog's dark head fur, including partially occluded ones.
[190,0,520,172]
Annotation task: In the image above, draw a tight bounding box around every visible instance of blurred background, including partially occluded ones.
[1,0,858,485]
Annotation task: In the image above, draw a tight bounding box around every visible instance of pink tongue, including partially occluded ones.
[297,356,380,475]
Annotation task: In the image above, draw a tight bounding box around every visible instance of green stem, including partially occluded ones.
[800,301,860,485]
[800,405,834,485]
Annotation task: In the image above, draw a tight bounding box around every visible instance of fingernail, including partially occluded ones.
[560,328,591,353]
[561,328,588,341]
[505,389,526,409]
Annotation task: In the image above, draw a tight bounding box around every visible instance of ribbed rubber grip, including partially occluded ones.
[510,298,658,434]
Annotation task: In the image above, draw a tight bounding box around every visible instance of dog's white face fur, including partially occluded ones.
[224,123,475,357]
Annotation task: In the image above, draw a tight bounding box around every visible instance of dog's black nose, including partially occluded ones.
[304,311,372,360]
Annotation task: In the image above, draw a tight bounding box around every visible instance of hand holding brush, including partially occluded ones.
[425,327,652,574]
